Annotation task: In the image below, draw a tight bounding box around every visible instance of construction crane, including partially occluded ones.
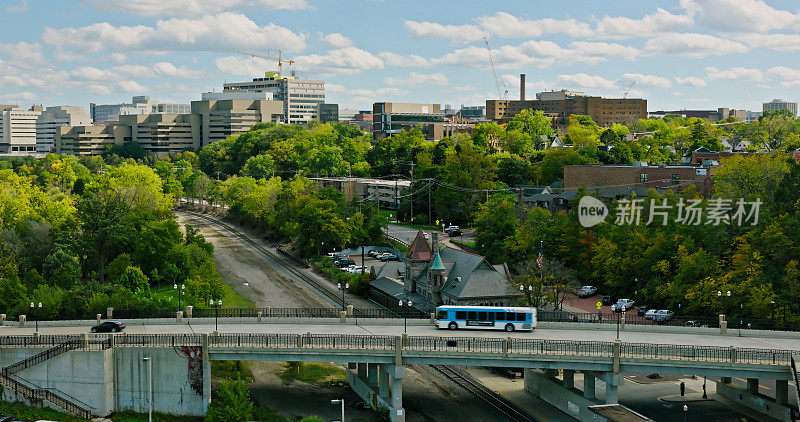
[623,80,636,99]
[237,50,295,77]
[484,37,504,99]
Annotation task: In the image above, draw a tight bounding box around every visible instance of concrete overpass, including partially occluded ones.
[1,317,799,421]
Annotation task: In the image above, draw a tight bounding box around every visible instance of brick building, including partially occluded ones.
[564,163,713,195]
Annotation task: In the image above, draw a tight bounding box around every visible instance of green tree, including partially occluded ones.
[77,193,132,283]
[42,248,81,289]
[539,148,591,185]
[205,378,253,422]
[713,154,791,203]
[117,266,150,292]
[240,153,275,179]
[506,109,553,146]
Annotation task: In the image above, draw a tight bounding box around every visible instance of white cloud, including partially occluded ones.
[325,83,346,93]
[6,0,27,13]
[384,72,448,87]
[378,52,431,68]
[85,0,312,17]
[675,76,707,87]
[568,41,639,62]
[118,80,147,92]
[71,62,202,81]
[453,85,476,92]
[706,66,764,81]
[0,91,37,102]
[43,13,306,53]
[476,12,593,38]
[110,53,127,65]
[617,73,671,89]
[680,0,800,33]
[403,20,483,44]
[781,81,800,88]
[557,73,617,90]
[320,33,353,48]
[214,56,277,76]
[768,66,800,80]
[0,42,45,67]
[644,33,747,57]
[737,34,800,51]
[595,8,694,39]
[293,47,383,74]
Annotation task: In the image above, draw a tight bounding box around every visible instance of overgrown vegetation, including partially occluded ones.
[277,361,347,387]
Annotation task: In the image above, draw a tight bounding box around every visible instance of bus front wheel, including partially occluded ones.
[448,322,458,330]
[505,324,515,332]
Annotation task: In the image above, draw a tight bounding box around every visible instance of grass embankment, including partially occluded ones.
[211,360,254,382]
[0,402,203,422]
[150,282,254,310]
[277,362,347,387]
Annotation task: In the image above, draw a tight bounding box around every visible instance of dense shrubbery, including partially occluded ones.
[0,155,222,319]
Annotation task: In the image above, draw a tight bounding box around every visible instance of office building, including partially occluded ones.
[54,124,130,155]
[119,114,200,157]
[486,75,646,127]
[90,96,190,123]
[763,99,797,117]
[338,108,359,122]
[0,106,41,154]
[746,111,762,123]
[36,106,91,153]
[312,177,411,209]
[372,102,446,140]
[317,103,339,123]
[649,108,746,122]
[564,163,713,194]
[201,91,274,101]
[191,99,283,147]
[222,72,325,125]
[459,106,486,121]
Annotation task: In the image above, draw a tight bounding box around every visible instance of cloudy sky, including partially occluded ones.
[2,0,800,112]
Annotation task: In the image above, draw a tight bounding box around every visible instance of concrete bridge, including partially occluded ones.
[1,318,799,422]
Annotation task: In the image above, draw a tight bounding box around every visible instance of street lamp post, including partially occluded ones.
[399,299,412,333]
[330,399,345,422]
[209,299,222,331]
[682,404,687,422]
[142,357,152,422]
[30,302,41,333]
[519,285,533,306]
[174,283,185,311]
[338,283,349,311]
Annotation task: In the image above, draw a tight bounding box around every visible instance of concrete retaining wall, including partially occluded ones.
[524,369,605,422]
[716,381,792,422]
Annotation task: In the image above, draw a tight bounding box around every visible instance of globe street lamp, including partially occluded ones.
[337,283,349,312]
[330,399,345,422]
[174,283,185,311]
[30,302,42,333]
[399,299,412,333]
[210,299,222,331]
[519,285,533,306]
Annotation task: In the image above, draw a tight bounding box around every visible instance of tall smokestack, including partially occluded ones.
[520,74,526,101]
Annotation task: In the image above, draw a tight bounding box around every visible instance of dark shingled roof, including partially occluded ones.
[407,230,432,261]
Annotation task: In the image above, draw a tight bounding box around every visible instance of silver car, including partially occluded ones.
[612,299,635,312]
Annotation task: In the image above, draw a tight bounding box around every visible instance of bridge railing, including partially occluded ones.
[408,336,506,353]
[511,339,614,357]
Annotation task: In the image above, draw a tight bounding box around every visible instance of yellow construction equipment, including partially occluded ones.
[237,50,295,77]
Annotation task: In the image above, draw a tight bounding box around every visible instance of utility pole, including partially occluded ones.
[410,163,415,223]
[428,180,432,227]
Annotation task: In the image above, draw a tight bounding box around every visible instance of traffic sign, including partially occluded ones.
[596,301,602,310]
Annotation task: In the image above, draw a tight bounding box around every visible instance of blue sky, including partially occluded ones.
[2,0,800,113]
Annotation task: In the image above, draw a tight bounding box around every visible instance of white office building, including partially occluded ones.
[0,106,41,154]
[746,110,763,123]
[222,72,325,125]
[36,106,92,153]
[763,99,797,117]
[201,91,274,101]
[90,96,190,123]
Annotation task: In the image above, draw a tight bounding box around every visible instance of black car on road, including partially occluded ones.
[601,295,615,306]
[91,320,125,333]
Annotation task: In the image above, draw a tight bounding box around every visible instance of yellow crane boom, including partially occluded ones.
[237,50,295,77]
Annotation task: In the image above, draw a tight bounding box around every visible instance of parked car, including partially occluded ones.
[578,286,598,298]
[644,309,658,320]
[380,253,400,262]
[637,305,649,316]
[601,295,615,306]
[335,258,356,268]
[448,229,462,237]
[91,320,125,333]
[444,225,460,234]
[346,266,367,274]
[612,299,635,312]
[368,249,386,258]
[652,310,674,323]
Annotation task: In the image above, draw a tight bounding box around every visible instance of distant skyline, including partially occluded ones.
[2,0,800,112]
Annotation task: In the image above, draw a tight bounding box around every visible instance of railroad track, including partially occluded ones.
[180,210,362,310]
[429,365,538,422]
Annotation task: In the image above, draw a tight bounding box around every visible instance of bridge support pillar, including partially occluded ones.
[388,365,406,422]
[357,363,367,382]
[186,305,193,318]
[368,363,378,388]
[747,378,759,394]
[583,374,596,400]
[563,369,575,389]
[202,333,211,412]
[604,373,620,404]
[379,364,390,401]
[776,379,788,406]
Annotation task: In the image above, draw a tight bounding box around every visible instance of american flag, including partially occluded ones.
[536,243,543,268]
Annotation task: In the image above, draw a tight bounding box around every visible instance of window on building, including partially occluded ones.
[640,173,648,183]
[672,174,680,184]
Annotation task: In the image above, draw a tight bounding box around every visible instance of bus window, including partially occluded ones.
[496,312,505,321]
[515,312,526,321]
[478,311,487,321]
[467,311,477,320]
[488,312,495,321]
[455,311,466,320]
[437,311,448,320]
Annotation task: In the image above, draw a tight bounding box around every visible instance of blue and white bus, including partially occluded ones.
[435,306,537,332]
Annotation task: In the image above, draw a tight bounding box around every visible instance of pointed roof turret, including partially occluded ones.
[407,230,432,261]
[430,251,445,271]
